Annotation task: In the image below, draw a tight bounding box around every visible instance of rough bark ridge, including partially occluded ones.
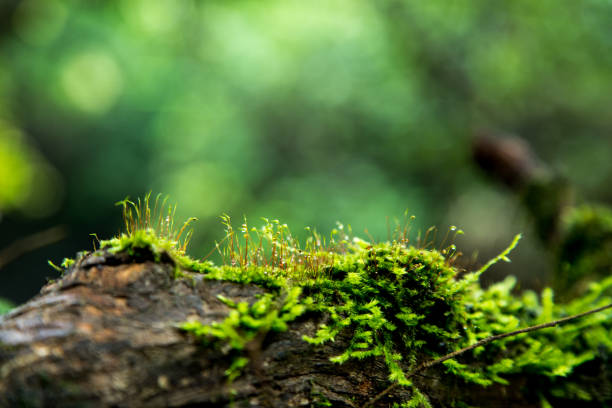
[0,250,609,407]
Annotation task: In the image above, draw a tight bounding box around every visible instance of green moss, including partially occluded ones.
[392,387,432,408]
[180,286,307,381]
[199,231,611,405]
[60,257,75,269]
[309,381,333,407]
[461,275,612,383]
[97,193,198,265]
[556,205,612,296]
[0,298,14,315]
[176,229,610,405]
[302,242,470,385]
[181,286,307,350]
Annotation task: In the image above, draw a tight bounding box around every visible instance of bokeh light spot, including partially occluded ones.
[60,51,123,114]
[159,162,246,221]
[120,0,189,34]
[0,123,33,211]
[0,120,64,218]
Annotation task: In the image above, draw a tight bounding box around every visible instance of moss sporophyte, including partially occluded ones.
[50,195,612,407]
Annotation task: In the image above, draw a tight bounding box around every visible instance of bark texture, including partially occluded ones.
[0,250,608,407]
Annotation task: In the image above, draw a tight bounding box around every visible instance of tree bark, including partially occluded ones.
[0,251,608,407]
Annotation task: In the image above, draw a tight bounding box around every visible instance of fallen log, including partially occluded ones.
[1,244,611,407]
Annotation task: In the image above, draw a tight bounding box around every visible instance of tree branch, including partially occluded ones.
[0,226,66,270]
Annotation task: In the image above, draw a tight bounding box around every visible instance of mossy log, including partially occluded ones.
[1,249,610,408]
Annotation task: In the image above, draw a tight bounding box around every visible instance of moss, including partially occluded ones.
[392,387,432,408]
[460,274,612,383]
[0,298,14,315]
[309,381,333,407]
[52,195,612,406]
[556,205,612,296]
[172,228,611,405]
[180,286,307,381]
[521,175,572,243]
[302,242,470,384]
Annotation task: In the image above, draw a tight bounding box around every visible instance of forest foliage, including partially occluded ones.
[1,0,611,302]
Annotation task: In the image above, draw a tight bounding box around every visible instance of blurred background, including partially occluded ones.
[1,0,611,305]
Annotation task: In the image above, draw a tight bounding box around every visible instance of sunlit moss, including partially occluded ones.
[180,286,307,382]
[173,225,612,405]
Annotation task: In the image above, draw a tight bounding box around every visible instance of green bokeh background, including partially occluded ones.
[1,0,611,303]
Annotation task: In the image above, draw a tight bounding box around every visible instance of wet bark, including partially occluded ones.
[0,250,608,407]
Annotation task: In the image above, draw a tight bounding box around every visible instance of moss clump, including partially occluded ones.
[461,275,612,383]
[93,194,212,275]
[180,286,307,381]
[556,205,612,296]
[302,242,469,385]
[56,195,612,406]
[297,236,612,406]
[0,298,14,315]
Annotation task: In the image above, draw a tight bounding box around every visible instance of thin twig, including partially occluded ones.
[362,301,612,407]
[0,226,67,270]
